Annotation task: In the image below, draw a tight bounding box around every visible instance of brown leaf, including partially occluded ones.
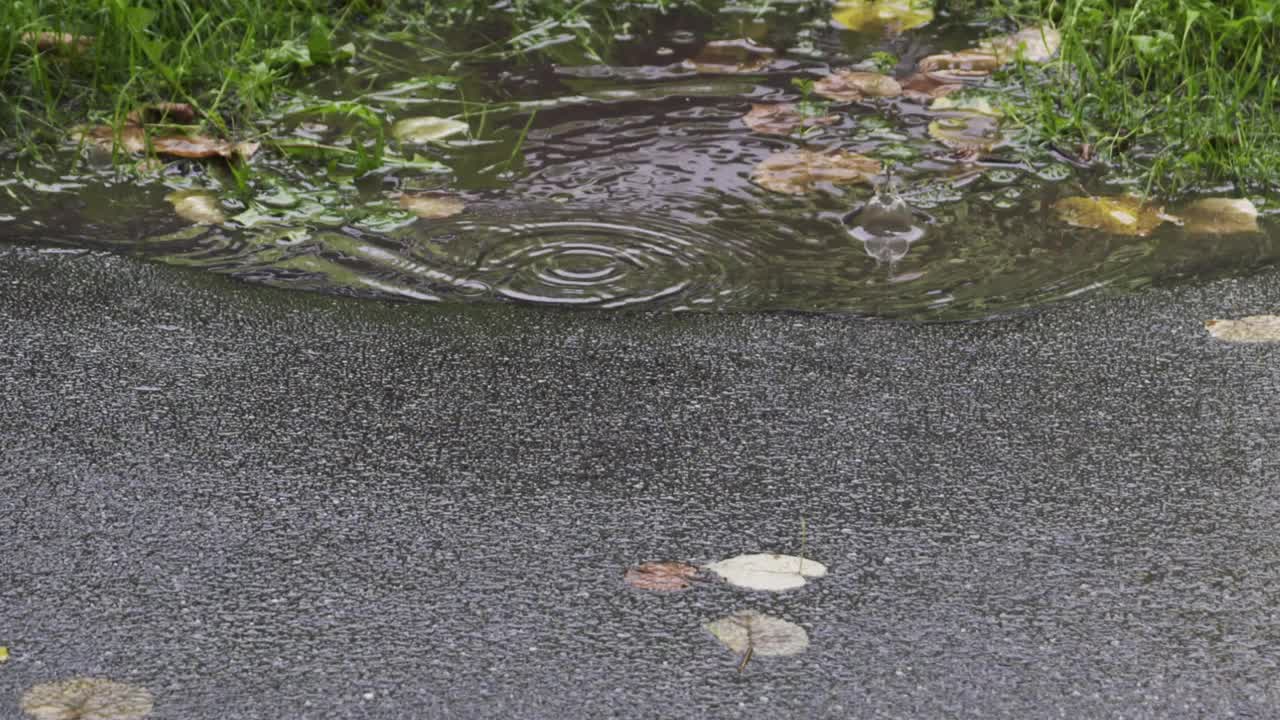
[1204,315,1280,343]
[742,104,839,136]
[928,114,1004,154]
[900,73,963,102]
[21,32,93,53]
[74,125,257,161]
[399,193,466,219]
[1052,195,1171,236]
[682,39,775,74]
[917,50,1003,83]
[813,70,902,102]
[125,102,198,126]
[752,149,881,195]
[624,561,700,592]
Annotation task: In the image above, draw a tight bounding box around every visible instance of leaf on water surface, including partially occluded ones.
[392,116,469,144]
[930,94,1003,117]
[917,50,1003,83]
[1052,195,1170,236]
[1204,315,1280,343]
[1176,198,1259,235]
[813,70,902,102]
[20,32,93,53]
[72,125,257,161]
[705,611,810,660]
[20,678,154,720]
[927,113,1004,154]
[682,39,776,74]
[752,149,881,195]
[900,73,963,102]
[704,553,828,591]
[624,561,701,592]
[398,193,466,219]
[742,104,839,136]
[832,0,934,33]
[166,191,226,225]
[124,103,197,126]
[979,25,1062,64]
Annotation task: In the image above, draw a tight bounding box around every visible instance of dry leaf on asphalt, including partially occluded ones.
[831,0,934,32]
[1176,198,1260,235]
[682,39,775,74]
[752,149,881,195]
[624,561,701,592]
[705,611,810,661]
[813,70,902,102]
[20,677,154,720]
[1052,195,1171,236]
[742,104,839,135]
[704,553,828,591]
[167,191,226,225]
[20,32,93,53]
[1204,315,1280,343]
[398,193,466,219]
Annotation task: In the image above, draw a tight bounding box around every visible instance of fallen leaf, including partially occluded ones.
[752,149,881,195]
[1052,195,1170,236]
[705,611,810,659]
[73,126,257,160]
[682,39,776,74]
[832,0,934,32]
[392,116,470,144]
[813,70,902,102]
[917,50,1003,83]
[20,678,154,720]
[704,552,828,591]
[979,25,1062,64]
[1177,198,1259,235]
[398,193,466,219]
[900,73,963,102]
[927,113,1004,154]
[167,191,226,225]
[0,646,8,663]
[125,103,197,126]
[72,126,148,155]
[20,32,93,53]
[624,561,701,591]
[929,94,1003,116]
[742,104,839,135]
[1204,315,1280,343]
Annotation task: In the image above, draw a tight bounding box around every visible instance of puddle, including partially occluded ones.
[1,3,1277,319]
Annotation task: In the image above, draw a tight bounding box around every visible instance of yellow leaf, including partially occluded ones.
[1052,195,1170,236]
[832,0,934,32]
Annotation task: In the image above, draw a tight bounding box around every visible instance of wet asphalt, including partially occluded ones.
[1,245,1279,719]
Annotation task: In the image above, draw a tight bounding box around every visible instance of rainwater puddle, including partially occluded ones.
[1,3,1277,319]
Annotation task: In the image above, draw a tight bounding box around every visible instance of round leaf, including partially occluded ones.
[813,70,902,102]
[704,552,828,591]
[832,0,934,32]
[21,678,154,720]
[705,611,810,657]
[166,190,226,225]
[742,104,838,135]
[752,150,881,195]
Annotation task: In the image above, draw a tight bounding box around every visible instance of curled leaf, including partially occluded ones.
[979,25,1062,64]
[624,561,701,592]
[20,678,154,720]
[813,70,902,102]
[704,553,828,591]
[917,50,1003,83]
[832,0,934,32]
[1177,198,1259,235]
[392,117,469,144]
[705,611,810,658]
[682,39,775,74]
[752,149,881,195]
[742,104,839,135]
[167,191,226,225]
[398,193,466,219]
[125,103,197,126]
[20,32,93,53]
[1052,195,1170,236]
[1204,315,1280,343]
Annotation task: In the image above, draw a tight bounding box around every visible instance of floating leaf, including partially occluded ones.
[1204,315,1280,343]
[1177,198,1259,235]
[20,678,154,720]
[124,103,197,126]
[927,113,1004,154]
[705,611,810,659]
[1052,195,1170,236]
[930,94,1003,116]
[917,50,1003,83]
[167,191,226,225]
[624,561,701,592]
[20,32,93,53]
[73,126,257,160]
[704,553,828,591]
[979,25,1062,63]
[398,193,466,219]
[900,73,963,102]
[742,104,839,135]
[682,39,775,74]
[392,117,469,144]
[813,70,902,102]
[752,150,881,195]
[832,0,934,32]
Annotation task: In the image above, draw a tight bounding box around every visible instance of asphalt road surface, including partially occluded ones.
[2,245,1279,718]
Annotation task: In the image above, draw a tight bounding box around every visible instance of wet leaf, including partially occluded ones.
[1204,315,1280,343]
[398,193,466,219]
[979,25,1062,64]
[392,116,469,144]
[813,70,902,102]
[1177,198,1259,235]
[900,73,963,102]
[704,553,828,591]
[0,646,8,662]
[682,39,775,74]
[917,50,1003,83]
[624,561,700,592]
[73,126,257,161]
[1052,195,1170,236]
[72,126,148,155]
[752,149,881,195]
[742,104,839,135]
[930,94,1003,116]
[927,113,1004,153]
[705,611,810,658]
[20,32,93,53]
[832,0,934,32]
[20,678,154,720]
[167,191,226,225]
[124,103,197,126]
